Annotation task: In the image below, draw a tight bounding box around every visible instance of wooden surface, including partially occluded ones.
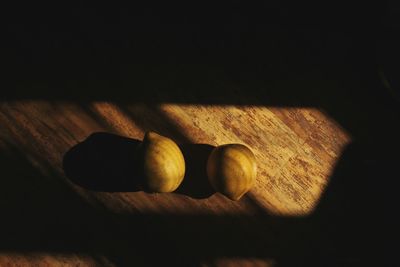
[0,100,350,266]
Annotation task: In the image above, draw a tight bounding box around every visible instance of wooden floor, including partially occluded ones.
[0,100,350,266]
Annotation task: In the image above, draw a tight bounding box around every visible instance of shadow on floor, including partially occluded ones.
[63,132,142,192]
[63,132,215,199]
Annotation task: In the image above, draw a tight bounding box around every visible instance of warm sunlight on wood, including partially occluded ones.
[0,101,350,217]
[0,101,353,267]
[0,253,111,266]
[159,104,351,216]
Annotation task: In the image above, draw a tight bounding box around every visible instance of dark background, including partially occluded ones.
[3,2,396,103]
[2,2,400,266]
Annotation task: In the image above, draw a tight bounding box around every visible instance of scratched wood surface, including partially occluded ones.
[0,100,350,266]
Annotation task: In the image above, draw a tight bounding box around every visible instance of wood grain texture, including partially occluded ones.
[0,101,350,266]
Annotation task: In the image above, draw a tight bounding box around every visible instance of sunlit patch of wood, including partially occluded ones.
[0,252,113,267]
[160,104,351,216]
[0,101,350,216]
[0,100,352,266]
